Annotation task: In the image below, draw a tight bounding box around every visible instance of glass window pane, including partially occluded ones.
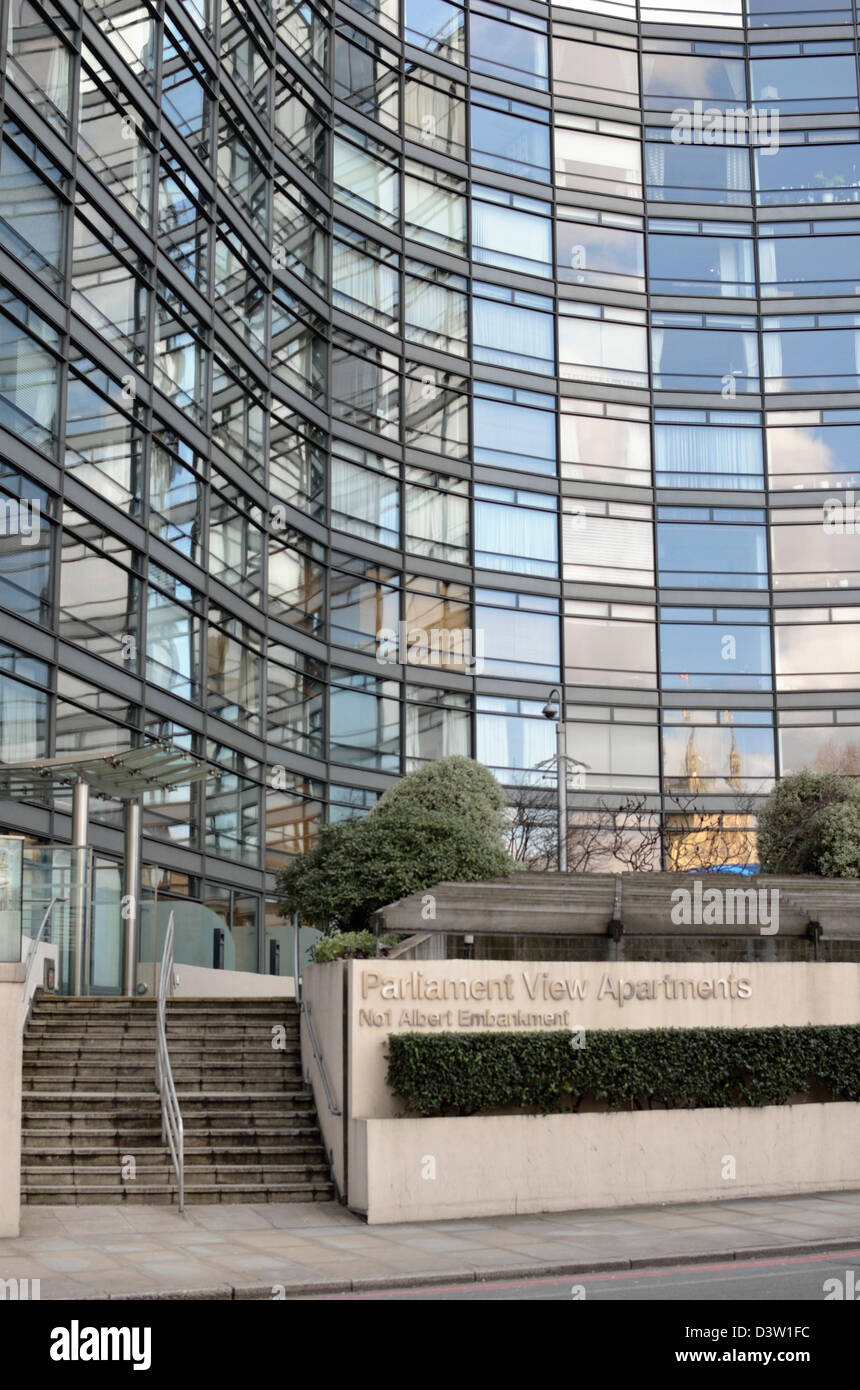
[404,0,464,63]
[751,55,858,115]
[660,619,771,690]
[651,323,759,393]
[330,671,400,771]
[663,724,774,795]
[476,595,559,680]
[646,137,750,206]
[0,125,67,291]
[755,138,860,207]
[473,193,552,278]
[473,290,554,375]
[559,219,644,292]
[470,7,548,92]
[655,419,764,489]
[471,98,550,182]
[565,616,656,689]
[0,471,52,625]
[331,450,400,548]
[561,409,651,487]
[474,392,556,476]
[556,128,642,199]
[643,53,746,110]
[554,35,639,108]
[648,229,755,297]
[775,621,860,691]
[475,488,558,577]
[404,161,466,254]
[560,315,648,389]
[0,295,60,455]
[7,0,73,134]
[404,65,465,158]
[333,130,398,228]
[658,514,768,588]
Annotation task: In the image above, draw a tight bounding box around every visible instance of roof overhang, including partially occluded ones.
[0,743,210,801]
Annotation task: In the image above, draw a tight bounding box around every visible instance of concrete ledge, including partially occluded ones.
[354,1103,860,1224]
[137,963,296,999]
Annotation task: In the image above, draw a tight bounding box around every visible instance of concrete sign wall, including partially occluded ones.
[345,960,860,1120]
[300,958,860,1224]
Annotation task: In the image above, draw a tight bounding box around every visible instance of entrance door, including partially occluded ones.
[89,859,123,994]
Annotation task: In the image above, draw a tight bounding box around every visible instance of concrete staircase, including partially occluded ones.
[21,997,335,1206]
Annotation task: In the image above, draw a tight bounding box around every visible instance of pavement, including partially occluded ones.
[2,1190,860,1299]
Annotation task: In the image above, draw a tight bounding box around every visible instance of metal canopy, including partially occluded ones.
[0,742,210,801]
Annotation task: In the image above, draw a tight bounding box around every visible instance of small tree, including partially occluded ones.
[814,798,860,879]
[372,754,507,837]
[276,757,512,933]
[757,771,857,875]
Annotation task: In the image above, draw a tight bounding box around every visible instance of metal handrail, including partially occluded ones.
[292,915,341,1116]
[386,932,434,959]
[156,910,185,1214]
[21,896,64,1031]
[301,997,342,1117]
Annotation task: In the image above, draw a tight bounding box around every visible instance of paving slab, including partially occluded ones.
[2,1190,859,1299]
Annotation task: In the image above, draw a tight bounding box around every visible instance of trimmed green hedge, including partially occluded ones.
[386,1026,860,1117]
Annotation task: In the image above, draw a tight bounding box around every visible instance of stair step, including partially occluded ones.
[23,1123,320,1138]
[22,1050,302,1061]
[23,1162,331,1182]
[21,1088,313,1098]
[29,1006,298,1019]
[21,997,329,1207]
[24,1072,305,1086]
[23,1033,301,1044]
[24,1047,301,1060]
[22,1103,316,1118]
[23,1117,318,1132]
[24,1145,327,1163]
[23,1185,334,1206]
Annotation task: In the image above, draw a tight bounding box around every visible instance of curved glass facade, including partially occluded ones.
[1,0,859,962]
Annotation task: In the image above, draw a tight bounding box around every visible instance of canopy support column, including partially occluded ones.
[123,799,141,997]
[70,778,89,997]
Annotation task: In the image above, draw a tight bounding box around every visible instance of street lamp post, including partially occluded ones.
[542,689,567,874]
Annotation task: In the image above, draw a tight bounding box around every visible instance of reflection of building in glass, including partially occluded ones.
[665,813,759,875]
[0,0,859,972]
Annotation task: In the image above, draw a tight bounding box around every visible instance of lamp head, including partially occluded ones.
[542,690,559,721]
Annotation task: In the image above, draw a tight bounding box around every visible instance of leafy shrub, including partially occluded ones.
[276,758,512,932]
[310,930,378,962]
[310,930,405,962]
[386,1026,860,1116]
[815,799,860,878]
[372,756,507,839]
[757,772,859,876]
